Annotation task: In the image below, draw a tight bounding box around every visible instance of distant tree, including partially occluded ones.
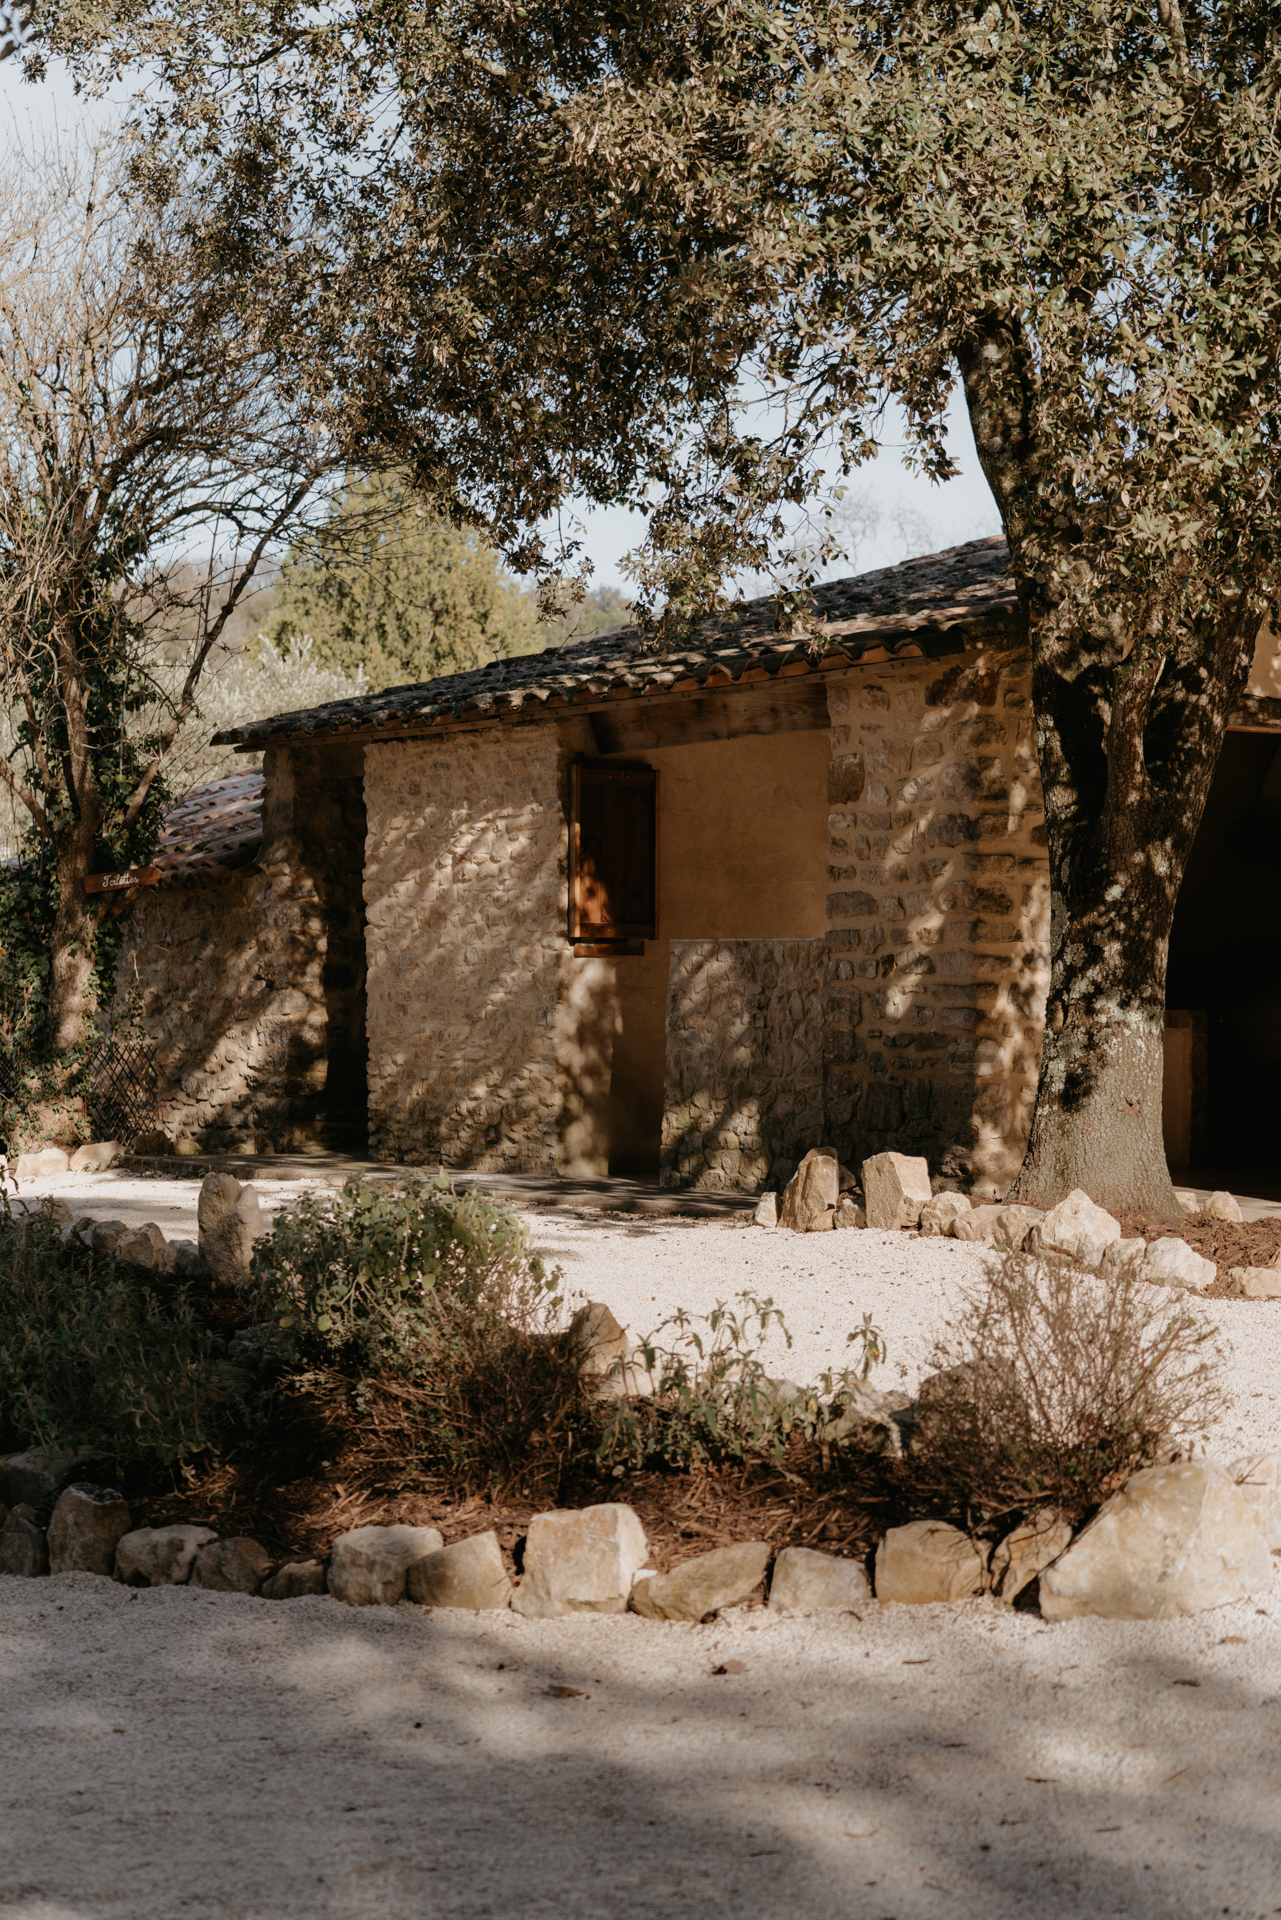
[169,636,367,792]
[0,134,339,1051]
[264,471,541,690]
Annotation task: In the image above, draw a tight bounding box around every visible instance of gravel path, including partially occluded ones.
[3,1570,1280,1920]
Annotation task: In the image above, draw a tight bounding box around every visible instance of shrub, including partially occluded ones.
[249,1176,581,1491]
[906,1252,1227,1525]
[596,1293,887,1473]
[0,1207,224,1466]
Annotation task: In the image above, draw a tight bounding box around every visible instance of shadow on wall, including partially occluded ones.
[659,939,827,1193]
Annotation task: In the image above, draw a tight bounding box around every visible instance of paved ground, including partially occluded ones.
[2,1569,1280,1920]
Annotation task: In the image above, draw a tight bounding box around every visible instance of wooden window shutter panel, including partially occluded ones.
[569,764,658,941]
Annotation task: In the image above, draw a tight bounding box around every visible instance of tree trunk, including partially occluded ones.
[1006,607,1261,1217]
[48,819,103,1053]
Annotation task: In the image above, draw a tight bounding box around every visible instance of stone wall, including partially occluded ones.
[823,648,1050,1194]
[362,725,569,1168]
[117,741,367,1150]
[659,938,826,1191]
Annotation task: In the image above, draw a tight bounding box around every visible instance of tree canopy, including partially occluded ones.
[32,0,1281,1205]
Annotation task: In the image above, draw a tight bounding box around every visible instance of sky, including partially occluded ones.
[0,49,1003,593]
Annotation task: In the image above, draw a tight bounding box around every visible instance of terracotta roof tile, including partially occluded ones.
[152,769,264,884]
[213,537,1020,750]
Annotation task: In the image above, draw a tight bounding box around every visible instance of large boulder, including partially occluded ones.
[115,1223,168,1272]
[15,1146,70,1180]
[777,1148,840,1233]
[407,1531,513,1611]
[1203,1189,1243,1223]
[874,1521,987,1603]
[570,1302,630,1379]
[190,1536,274,1596]
[1229,1266,1281,1300]
[69,1141,121,1172]
[1040,1461,1272,1621]
[1027,1189,1121,1272]
[90,1219,130,1257]
[513,1505,649,1618]
[1142,1237,1216,1293]
[0,1446,95,1510]
[0,1504,49,1576]
[918,1192,972,1238]
[115,1525,218,1587]
[989,1509,1073,1605]
[327,1523,443,1606]
[47,1484,132,1577]
[768,1546,871,1613]
[1101,1237,1149,1283]
[197,1170,264,1286]
[752,1192,778,1229]
[953,1203,1042,1249]
[630,1541,771,1621]
[1228,1452,1281,1550]
[820,1380,909,1458]
[861,1153,933,1231]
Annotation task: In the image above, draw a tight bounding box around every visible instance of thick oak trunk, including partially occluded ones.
[1005,609,1261,1217]
[47,818,103,1053]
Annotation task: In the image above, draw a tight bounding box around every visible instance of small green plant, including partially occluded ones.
[907,1253,1228,1525]
[596,1292,887,1473]
[0,1207,224,1466]
[250,1176,581,1490]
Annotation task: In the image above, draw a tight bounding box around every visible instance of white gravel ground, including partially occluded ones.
[7,1168,1281,1920]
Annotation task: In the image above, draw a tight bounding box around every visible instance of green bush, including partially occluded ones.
[907,1252,1227,1525]
[249,1176,581,1490]
[0,1208,224,1466]
[596,1293,887,1473]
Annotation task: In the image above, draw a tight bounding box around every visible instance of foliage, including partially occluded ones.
[906,1253,1227,1525]
[263,471,543,690]
[0,1205,225,1466]
[596,1293,887,1473]
[167,636,368,792]
[249,1176,583,1489]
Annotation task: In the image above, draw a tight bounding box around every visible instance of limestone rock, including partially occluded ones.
[1142,1236,1216,1293]
[327,1523,444,1606]
[69,1142,121,1172]
[262,1560,327,1600]
[630,1541,771,1621]
[777,1148,840,1233]
[115,1525,218,1587]
[513,1505,649,1618]
[91,1219,130,1257]
[0,1504,48,1576]
[407,1531,513,1610]
[753,1192,778,1229]
[1027,1189,1121,1272]
[0,1446,107,1510]
[1040,1461,1272,1620]
[176,1136,203,1156]
[132,1130,175,1157]
[833,1198,866,1230]
[768,1546,871,1613]
[1228,1452,1281,1550]
[171,1240,207,1279]
[807,1208,836,1232]
[1101,1237,1149,1283]
[570,1302,630,1378]
[191,1536,273,1596]
[15,1146,70,1180]
[116,1222,168,1271]
[48,1483,132,1577]
[197,1171,263,1286]
[918,1191,972,1237]
[1203,1189,1243,1224]
[821,1380,908,1458]
[953,1203,1039,1248]
[1229,1266,1281,1300]
[990,1509,1073,1605]
[874,1520,987,1603]
[861,1152,933,1231]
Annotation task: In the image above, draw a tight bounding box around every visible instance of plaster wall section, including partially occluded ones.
[363,725,568,1168]
[660,938,825,1191]
[117,740,356,1149]
[824,650,1051,1194]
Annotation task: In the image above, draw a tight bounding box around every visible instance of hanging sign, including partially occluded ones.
[84,866,161,895]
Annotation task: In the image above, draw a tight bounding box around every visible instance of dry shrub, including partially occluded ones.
[908,1253,1227,1525]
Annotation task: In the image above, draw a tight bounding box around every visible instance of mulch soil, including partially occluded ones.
[1115,1208,1281,1284]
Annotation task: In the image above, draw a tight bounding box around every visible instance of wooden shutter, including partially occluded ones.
[569,763,658,944]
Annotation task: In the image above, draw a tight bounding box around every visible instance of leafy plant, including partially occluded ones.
[906,1253,1227,1526]
[596,1292,887,1474]
[0,1207,225,1466]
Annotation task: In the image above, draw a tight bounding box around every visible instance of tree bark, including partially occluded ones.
[48,813,104,1053]
[1005,607,1260,1216]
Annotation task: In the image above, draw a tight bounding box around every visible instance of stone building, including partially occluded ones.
[119,538,1281,1190]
